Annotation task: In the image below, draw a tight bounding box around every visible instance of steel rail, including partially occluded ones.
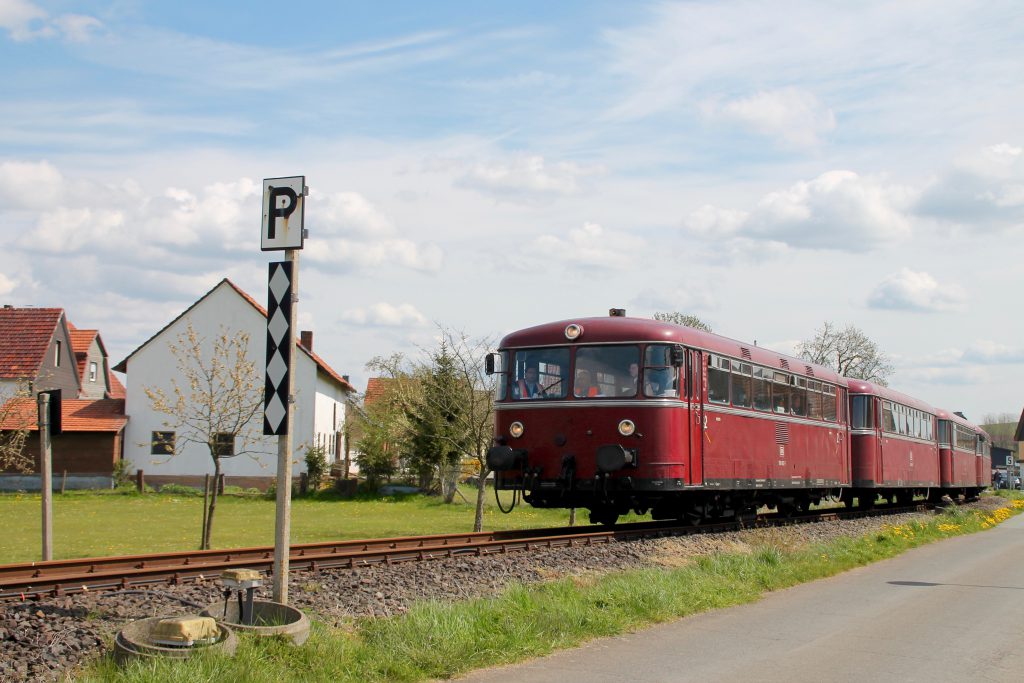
[0,503,929,600]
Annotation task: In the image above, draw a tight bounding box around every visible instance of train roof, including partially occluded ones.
[934,408,983,432]
[846,379,939,415]
[498,315,846,385]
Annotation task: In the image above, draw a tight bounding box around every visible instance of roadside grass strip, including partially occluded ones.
[78,497,1024,682]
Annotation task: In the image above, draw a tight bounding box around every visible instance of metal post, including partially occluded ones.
[272,248,298,603]
[37,393,53,561]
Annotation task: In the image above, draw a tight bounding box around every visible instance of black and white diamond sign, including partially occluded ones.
[264,261,293,435]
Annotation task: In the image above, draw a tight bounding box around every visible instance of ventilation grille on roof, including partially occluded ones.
[780,359,790,370]
[740,347,752,360]
[805,365,814,377]
[775,422,790,445]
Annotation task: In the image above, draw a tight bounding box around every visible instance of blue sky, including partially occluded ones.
[1,0,1023,422]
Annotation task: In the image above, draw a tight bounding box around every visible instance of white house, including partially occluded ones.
[114,279,355,490]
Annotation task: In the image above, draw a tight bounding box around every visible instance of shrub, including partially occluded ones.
[304,446,328,493]
[157,483,202,496]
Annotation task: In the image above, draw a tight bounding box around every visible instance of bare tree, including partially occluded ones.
[796,322,894,385]
[653,311,713,332]
[981,412,1020,449]
[0,382,33,473]
[144,323,266,550]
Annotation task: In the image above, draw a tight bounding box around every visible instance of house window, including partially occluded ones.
[89,361,98,382]
[152,431,175,455]
[213,432,235,457]
[55,340,61,367]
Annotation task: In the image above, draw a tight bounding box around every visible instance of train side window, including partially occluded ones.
[807,381,823,419]
[882,401,896,433]
[752,366,772,411]
[790,377,808,417]
[731,360,752,408]
[851,395,874,429]
[707,355,730,404]
[822,385,837,422]
[772,372,790,413]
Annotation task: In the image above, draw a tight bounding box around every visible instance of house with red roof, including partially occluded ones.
[114,279,356,490]
[0,305,128,489]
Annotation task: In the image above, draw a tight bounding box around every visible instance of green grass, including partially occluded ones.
[76,494,1024,682]
[0,486,618,563]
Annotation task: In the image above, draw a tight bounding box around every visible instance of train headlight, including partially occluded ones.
[564,323,583,340]
[618,419,636,437]
[509,421,525,439]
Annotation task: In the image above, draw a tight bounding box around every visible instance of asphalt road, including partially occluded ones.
[460,512,1024,683]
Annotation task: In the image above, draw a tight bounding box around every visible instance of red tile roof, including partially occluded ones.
[114,279,355,393]
[364,377,397,407]
[0,307,64,379]
[0,397,127,432]
[69,328,98,378]
[107,373,126,399]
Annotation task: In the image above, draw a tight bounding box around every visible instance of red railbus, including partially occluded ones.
[937,410,987,497]
[847,380,941,505]
[485,312,851,525]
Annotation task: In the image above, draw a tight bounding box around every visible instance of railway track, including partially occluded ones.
[0,503,929,600]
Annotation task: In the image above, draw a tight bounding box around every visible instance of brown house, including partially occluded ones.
[0,397,127,489]
[0,306,128,490]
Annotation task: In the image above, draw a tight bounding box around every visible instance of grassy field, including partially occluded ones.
[0,486,599,563]
[77,494,1024,682]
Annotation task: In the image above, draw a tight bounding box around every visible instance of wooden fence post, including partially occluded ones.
[136,469,144,493]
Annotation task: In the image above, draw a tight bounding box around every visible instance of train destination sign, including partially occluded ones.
[261,176,306,251]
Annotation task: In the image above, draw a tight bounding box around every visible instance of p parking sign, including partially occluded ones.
[261,176,306,251]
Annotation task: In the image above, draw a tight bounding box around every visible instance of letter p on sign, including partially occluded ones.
[261,176,306,251]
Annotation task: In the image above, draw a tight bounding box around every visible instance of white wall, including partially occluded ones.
[121,282,344,479]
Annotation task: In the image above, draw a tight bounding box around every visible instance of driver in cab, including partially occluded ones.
[514,366,544,399]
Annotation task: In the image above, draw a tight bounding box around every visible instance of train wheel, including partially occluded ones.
[859,492,876,509]
[588,508,619,526]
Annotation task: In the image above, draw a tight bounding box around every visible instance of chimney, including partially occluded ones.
[300,330,313,351]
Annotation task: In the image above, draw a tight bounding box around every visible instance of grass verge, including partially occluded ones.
[78,495,1024,682]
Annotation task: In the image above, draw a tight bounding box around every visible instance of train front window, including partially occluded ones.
[512,348,570,399]
[644,345,680,398]
[575,345,641,398]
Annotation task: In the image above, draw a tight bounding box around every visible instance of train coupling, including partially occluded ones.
[487,445,528,472]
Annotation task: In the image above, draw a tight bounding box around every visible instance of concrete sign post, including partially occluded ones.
[37,392,53,561]
[262,175,307,604]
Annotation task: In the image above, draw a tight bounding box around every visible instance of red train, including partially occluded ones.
[485,312,992,525]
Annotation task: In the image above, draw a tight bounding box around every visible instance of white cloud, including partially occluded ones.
[339,302,428,327]
[867,268,966,312]
[898,366,989,386]
[0,160,64,209]
[521,222,643,270]
[683,171,915,251]
[631,285,716,315]
[962,341,1024,365]
[0,0,101,42]
[915,143,1024,228]
[703,87,836,147]
[304,238,443,272]
[0,272,17,296]
[457,155,602,200]
[312,191,397,237]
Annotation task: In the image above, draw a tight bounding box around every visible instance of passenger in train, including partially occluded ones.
[514,366,544,399]
[574,368,601,397]
[621,362,640,395]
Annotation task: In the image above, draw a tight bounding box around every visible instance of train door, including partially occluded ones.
[839,387,849,483]
[686,348,704,485]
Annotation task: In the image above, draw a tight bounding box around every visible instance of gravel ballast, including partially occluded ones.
[0,502,1003,682]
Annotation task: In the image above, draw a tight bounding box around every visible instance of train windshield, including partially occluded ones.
[575,345,641,397]
[511,348,570,399]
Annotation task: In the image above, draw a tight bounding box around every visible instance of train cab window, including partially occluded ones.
[731,360,752,408]
[790,377,808,417]
[493,351,508,400]
[881,401,896,433]
[512,348,570,399]
[851,395,874,429]
[752,366,772,411]
[707,355,730,404]
[643,345,679,398]
[822,386,837,422]
[772,372,790,413]
[575,345,640,398]
[937,420,950,445]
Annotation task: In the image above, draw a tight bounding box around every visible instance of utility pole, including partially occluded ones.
[37,392,52,561]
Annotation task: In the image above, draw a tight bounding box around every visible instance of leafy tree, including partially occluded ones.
[0,381,33,473]
[144,322,266,550]
[304,445,328,492]
[653,311,712,332]
[796,322,893,385]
